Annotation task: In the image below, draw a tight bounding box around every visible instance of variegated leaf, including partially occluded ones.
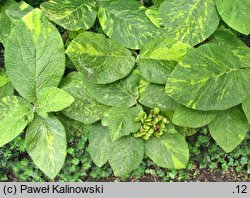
[57,114,86,137]
[85,72,140,107]
[26,115,67,179]
[61,72,109,124]
[166,44,250,111]
[41,0,96,31]
[145,124,189,169]
[102,105,143,141]
[159,0,220,46]
[210,27,250,68]
[145,6,163,28]
[5,9,65,102]
[0,96,34,147]
[0,69,14,99]
[137,37,190,84]
[139,80,178,111]
[36,87,75,116]
[0,0,33,43]
[98,0,158,49]
[66,32,135,84]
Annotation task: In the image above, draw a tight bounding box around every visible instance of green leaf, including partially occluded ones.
[36,87,75,116]
[88,123,111,167]
[172,106,217,128]
[166,44,250,111]
[0,83,14,100]
[0,96,34,147]
[208,106,249,153]
[61,72,109,124]
[66,32,135,84]
[137,37,190,84]
[159,0,220,46]
[145,6,163,28]
[108,136,144,177]
[5,9,65,102]
[210,27,250,68]
[41,0,96,31]
[102,105,143,141]
[0,0,33,43]
[145,124,189,169]
[0,70,14,99]
[176,126,198,137]
[86,72,140,107]
[98,0,158,49]
[215,0,250,35]
[0,70,10,87]
[139,80,178,111]
[242,97,250,124]
[26,115,67,179]
[152,0,164,7]
[57,114,86,137]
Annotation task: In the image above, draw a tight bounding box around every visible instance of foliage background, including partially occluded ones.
[0,0,249,181]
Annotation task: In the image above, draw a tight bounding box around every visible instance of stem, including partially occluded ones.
[140,0,144,5]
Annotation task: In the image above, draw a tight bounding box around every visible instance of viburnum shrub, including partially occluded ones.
[0,0,249,179]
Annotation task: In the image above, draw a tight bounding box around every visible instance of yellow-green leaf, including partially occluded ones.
[102,105,143,141]
[66,32,135,84]
[166,44,250,111]
[145,124,189,169]
[98,0,158,49]
[5,9,65,102]
[0,96,34,147]
[36,87,75,116]
[41,0,97,31]
[26,115,67,179]
[159,0,220,46]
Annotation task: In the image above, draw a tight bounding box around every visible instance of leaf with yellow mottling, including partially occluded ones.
[5,9,65,102]
[66,32,135,84]
[145,124,189,169]
[0,96,34,147]
[61,72,109,124]
[137,37,190,84]
[166,44,250,111]
[159,0,220,46]
[26,115,67,179]
[210,27,250,68]
[41,0,96,31]
[97,0,158,49]
[0,0,33,43]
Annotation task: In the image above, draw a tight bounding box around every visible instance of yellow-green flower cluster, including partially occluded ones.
[134,108,169,140]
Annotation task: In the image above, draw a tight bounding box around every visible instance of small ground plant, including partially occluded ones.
[0,0,249,179]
